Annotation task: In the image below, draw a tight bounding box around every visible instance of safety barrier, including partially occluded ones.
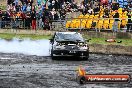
[0,18,131,32]
[0,19,26,29]
[0,18,66,31]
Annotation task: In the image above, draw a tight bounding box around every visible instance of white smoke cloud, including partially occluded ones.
[0,39,50,56]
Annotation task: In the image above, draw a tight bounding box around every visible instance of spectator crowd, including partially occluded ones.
[0,0,131,30]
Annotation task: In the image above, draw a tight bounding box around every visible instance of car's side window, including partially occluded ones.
[54,33,61,41]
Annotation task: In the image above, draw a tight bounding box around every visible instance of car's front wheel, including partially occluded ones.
[51,50,54,59]
[83,51,89,60]
[51,50,56,60]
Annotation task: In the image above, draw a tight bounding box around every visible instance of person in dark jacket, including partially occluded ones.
[0,9,2,28]
[25,12,31,29]
[31,10,36,30]
[42,10,52,30]
[42,12,45,29]
[59,9,66,20]
[112,2,119,11]
[21,12,26,28]
[1,11,9,28]
[127,11,132,31]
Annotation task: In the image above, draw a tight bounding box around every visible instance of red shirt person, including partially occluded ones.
[31,11,36,30]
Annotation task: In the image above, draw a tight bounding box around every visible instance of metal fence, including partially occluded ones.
[0,18,131,32]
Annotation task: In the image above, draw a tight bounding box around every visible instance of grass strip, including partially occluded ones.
[0,33,132,46]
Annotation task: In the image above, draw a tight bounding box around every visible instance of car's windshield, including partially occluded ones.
[55,33,84,42]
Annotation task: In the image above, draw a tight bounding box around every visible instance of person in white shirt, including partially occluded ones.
[88,7,93,15]
[26,3,31,12]
[50,8,56,20]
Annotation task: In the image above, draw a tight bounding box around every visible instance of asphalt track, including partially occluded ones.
[0,53,132,88]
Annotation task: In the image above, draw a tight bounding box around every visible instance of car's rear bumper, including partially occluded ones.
[52,50,89,57]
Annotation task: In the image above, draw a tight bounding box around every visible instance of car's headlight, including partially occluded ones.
[78,42,84,46]
[55,43,65,49]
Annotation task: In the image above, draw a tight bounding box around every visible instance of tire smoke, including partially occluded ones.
[0,38,50,56]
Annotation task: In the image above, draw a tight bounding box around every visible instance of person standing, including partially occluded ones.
[26,3,31,12]
[113,10,119,32]
[42,12,45,30]
[22,2,27,13]
[0,9,2,29]
[31,10,36,30]
[21,12,26,28]
[127,10,132,31]
[59,9,66,20]
[25,12,31,29]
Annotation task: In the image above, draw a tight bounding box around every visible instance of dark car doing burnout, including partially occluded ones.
[50,32,89,60]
